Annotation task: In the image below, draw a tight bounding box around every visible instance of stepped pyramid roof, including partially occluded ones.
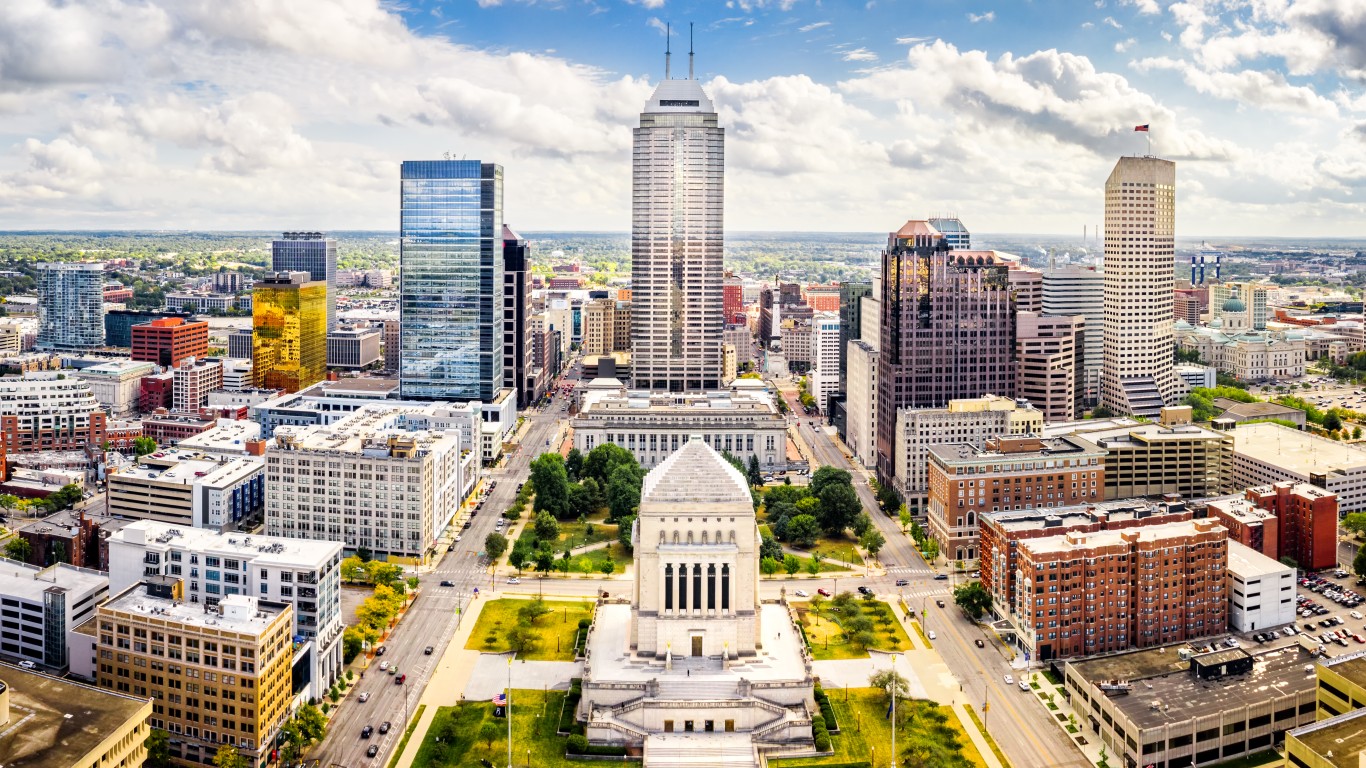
[640,435,751,507]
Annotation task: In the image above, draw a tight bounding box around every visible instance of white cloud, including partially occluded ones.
[896,36,931,44]
[1102,16,1123,28]
[842,47,879,62]
[968,11,996,23]
[647,17,669,35]
[1121,0,1161,15]
[799,21,832,32]
[1115,37,1137,52]
[631,0,667,8]
[1134,56,1339,114]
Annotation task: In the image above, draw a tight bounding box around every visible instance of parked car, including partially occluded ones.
[1019,680,1030,692]
[17,661,35,670]
[376,645,387,656]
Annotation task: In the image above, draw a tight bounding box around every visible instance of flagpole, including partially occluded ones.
[507,656,513,768]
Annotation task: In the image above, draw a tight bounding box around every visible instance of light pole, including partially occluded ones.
[507,656,514,768]
[889,652,901,768]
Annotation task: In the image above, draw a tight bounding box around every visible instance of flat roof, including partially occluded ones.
[1233,422,1366,475]
[1070,642,1315,731]
[0,560,106,603]
[19,508,131,537]
[111,520,341,567]
[1288,706,1366,767]
[1227,541,1293,579]
[0,665,150,767]
[1019,519,1219,556]
[175,419,262,453]
[102,585,288,634]
[982,499,1190,533]
[1205,496,1277,524]
[1081,422,1228,447]
[113,451,262,487]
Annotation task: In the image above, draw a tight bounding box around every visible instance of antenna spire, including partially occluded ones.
[689,22,695,79]
[665,23,672,80]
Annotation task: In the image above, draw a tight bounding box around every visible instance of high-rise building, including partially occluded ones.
[1042,266,1104,408]
[629,64,724,392]
[927,216,971,249]
[1008,265,1043,314]
[227,327,254,359]
[272,232,337,331]
[723,273,744,324]
[399,160,504,402]
[1016,311,1084,422]
[583,298,632,357]
[172,357,223,411]
[808,312,840,414]
[131,316,209,368]
[36,262,105,351]
[0,374,106,454]
[1101,156,1185,416]
[503,226,533,407]
[326,325,382,369]
[838,281,872,396]
[845,339,879,468]
[1209,281,1271,331]
[105,309,194,348]
[875,221,1017,484]
[252,271,327,394]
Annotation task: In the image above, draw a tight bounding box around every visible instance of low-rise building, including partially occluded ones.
[1209,398,1307,427]
[251,377,401,438]
[1226,541,1296,633]
[1230,421,1366,512]
[1058,413,1232,501]
[0,559,107,671]
[138,409,219,443]
[73,360,156,418]
[172,356,223,412]
[227,327,254,359]
[1285,707,1366,768]
[106,449,264,530]
[0,665,152,768]
[220,358,252,391]
[131,316,209,368]
[104,308,194,348]
[164,292,238,313]
[174,418,265,456]
[572,377,788,470]
[16,508,130,571]
[326,324,382,369]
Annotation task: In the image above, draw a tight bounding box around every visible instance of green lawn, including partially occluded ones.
[772,689,986,768]
[563,544,631,575]
[465,599,594,661]
[556,516,618,550]
[412,690,626,768]
[795,599,913,661]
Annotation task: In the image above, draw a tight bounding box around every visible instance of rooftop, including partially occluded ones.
[0,665,151,767]
[0,559,107,603]
[1227,541,1293,579]
[577,379,780,416]
[74,360,157,376]
[982,498,1192,534]
[19,508,131,538]
[175,418,262,454]
[640,436,752,507]
[1232,422,1366,476]
[114,450,262,487]
[1019,519,1224,556]
[1080,421,1229,448]
[111,519,341,566]
[102,584,290,634]
[927,434,1102,465]
[1213,400,1306,421]
[297,376,400,397]
[1288,703,1366,766]
[272,403,462,456]
[1205,496,1278,524]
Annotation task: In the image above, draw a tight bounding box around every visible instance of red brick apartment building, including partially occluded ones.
[1015,518,1228,661]
[130,316,209,368]
[1206,482,1337,571]
[926,435,1106,562]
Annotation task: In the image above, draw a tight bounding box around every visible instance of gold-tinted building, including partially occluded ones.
[253,271,326,393]
[89,579,294,767]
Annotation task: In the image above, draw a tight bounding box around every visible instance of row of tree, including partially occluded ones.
[762,467,883,554]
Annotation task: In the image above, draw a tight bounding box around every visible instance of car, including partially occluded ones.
[1019,680,1031,692]
[817,588,831,597]
[454,534,462,543]
[361,725,374,739]
[969,571,980,579]
[378,661,390,671]
[895,579,909,587]
[441,580,455,587]
[507,577,521,585]
[927,631,936,640]
[933,574,948,581]
[359,692,371,702]
[376,645,386,656]
[1004,674,1014,685]
[396,674,407,684]
[1284,626,1298,636]
[16,660,35,670]
[794,589,809,597]
[974,639,985,648]
[388,666,397,675]
[1322,619,1336,628]
[857,586,873,596]
[367,745,380,759]
[936,599,946,608]
[425,645,435,655]
[379,721,392,734]
[1305,623,1318,632]
[1352,611,1362,620]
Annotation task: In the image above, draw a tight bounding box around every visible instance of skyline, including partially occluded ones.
[0,1,1363,236]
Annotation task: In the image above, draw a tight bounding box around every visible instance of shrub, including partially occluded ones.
[814,731,831,751]
[567,734,589,754]
[578,618,590,629]
[812,715,826,732]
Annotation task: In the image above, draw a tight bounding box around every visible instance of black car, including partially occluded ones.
[440,580,455,587]
[895,579,909,587]
[361,725,374,739]
[857,586,873,596]
[367,744,380,758]
[379,721,392,734]
[376,645,386,656]
[424,645,435,655]
[974,638,985,648]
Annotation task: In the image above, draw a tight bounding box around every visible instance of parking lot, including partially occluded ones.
[1256,375,1366,415]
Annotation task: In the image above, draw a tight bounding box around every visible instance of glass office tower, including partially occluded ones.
[36,262,106,351]
[399,161,504,402]
[272,232,338,331]
[252,271,327,393]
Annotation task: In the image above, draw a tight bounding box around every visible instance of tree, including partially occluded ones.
[1356,426,1364,440]
[582,443,638,486]
[617,515,636,552]
[760,534,783,562]
[598,558,615,574]
[953,581,992,620]
[507,621,539,653]
[1280,555,1300,569]
[787,514,822,548]
[851,513,873,538]
[922,537,940,562]
[1326,410,1345,432]
[508,545,528,574]
[818,482,862,535]
[868,669,910,705]
[747,455,764,487]
[518,596,551,624]
[145,729,173,768]
[805,553,822,576]
[580,476,605,513]
[607,464,642,521]
[478,721,502,751]
[133,436,158,456]
[533,511,561,543]
[485,531,509,560]
[1344,513,1366,537]
[809,466,852,498]
[1354,546,1366,580]
[295,702,327,744]
[1091,405,1115,418]
[365,561,403,588]
[3,537,31,563]
[565,447,584,481]
[783,554,802,575]
[533,545,555,573]
[859,527,886,557]
[898,504,912,533]
[566,482,594,520]
[760,557,782,576]
[342,626,364,663]
[212,745,248,768]
[529,453,570,518]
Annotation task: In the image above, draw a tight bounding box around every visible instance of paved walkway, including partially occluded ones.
[465,656,582,698]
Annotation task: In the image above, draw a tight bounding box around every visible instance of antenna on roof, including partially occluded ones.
[689,22,695,80]
[665,22,672,80]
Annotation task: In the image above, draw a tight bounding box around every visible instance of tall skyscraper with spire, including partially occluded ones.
[630,27,725,392]
[1100,155,1185,416]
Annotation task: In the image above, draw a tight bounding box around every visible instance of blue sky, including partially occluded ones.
[0,0,1362,235]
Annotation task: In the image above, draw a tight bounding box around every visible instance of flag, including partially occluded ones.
[492,692,507,706]
[1134,124,1150,132]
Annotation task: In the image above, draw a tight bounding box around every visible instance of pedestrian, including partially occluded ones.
[687,669,691,677]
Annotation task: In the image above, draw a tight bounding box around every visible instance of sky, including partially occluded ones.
[0,0,1364,236]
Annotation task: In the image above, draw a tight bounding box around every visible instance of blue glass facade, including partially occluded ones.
[399,161,504,402]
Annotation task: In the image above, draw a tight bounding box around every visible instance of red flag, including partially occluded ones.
[1134,124,1150,132]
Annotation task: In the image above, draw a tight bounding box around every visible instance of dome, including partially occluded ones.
[1222,297,1247,313]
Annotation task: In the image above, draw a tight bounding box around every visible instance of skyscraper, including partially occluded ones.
[927,216,971,250]
[629,49,724,392]
[36,262,105,351]
[837,281,872,394]
[252,271,327,394]
[399,160,504,402]
[1043,265,1104,407]
[1100,156,1184,417]
[503,225,533,408]
[875,221,1017,485]
[272,232,338,331]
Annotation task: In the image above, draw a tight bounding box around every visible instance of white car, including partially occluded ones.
[506,577,521,585]
[794,589,809,598]
[926,631,936,640]
[378,661,389,671]
[1004,674,1014,685]
[1352,611,1363,620]
[454,534,462,543]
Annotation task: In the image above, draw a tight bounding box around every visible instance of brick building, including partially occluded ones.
[926,434,1106,562]
[138,372,174,412]
[1246,482,1337,571]
[16,508,129,570]
[130,317,209,368]
[724,275,745,324]
[0,375,106,454]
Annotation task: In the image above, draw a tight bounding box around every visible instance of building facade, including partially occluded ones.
[326,325,382,369]
[1065,419,1231,500]
[1016,312,1084,422]
[0,374,106,454]
[272,232,338,332]
[36,262,105,351]
[503,226,533,407]
[399,160,504,402]
[1043,266,1104,407]
[0,561,107,671]
[629,74,725,392]
[131,317,209,368]
[252,271,327,394]
[227,327,254,360]
[845,339,879,468]
[1101,156,1186,416]
[807,312,840,414]
[172,357,223,412]
[1230,422,1366,513]
[1226,541,1296,633]
[583,298,633,357]
[105,309,194,348]
[107,451,264,530]
[1245,482,1338,571]
[74,361,156,418]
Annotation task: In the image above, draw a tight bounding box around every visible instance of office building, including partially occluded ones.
[1230,422,1366,512]
[1008,265,1043,314]
[1225,541,1296,633]
[1043,265,1103,407]
[724,325,755,370]
[0,374,106,454]
[36,262,105,351]
[131,316,209,368]
[629,65,724,392]
[382,319,401,371]
[212,271,245,293]
[0,665,151,768]
[926,216,970,249]
[219,358,253,392]
[503,226,533,407]
[138,372,173,412]
[845,339,879,468]
[927,434,1106,562]
[164,292,239,314]
[1016,312,1084,422]
[326,324,382,369]
[272,232,337,331]
[107,520,344,700]
[88,585,293,767]
[0,560,107,670]
[1057,413,1231,500]
[266,404,479,563]
[227,327,254,359]
[893,395,1043,514]
[808,312,840,414]
[1310,651,1366,722]
[0,323,21,354]
[572,377,788,470]
[583,298,632,357]
[252,271,327,394]
[102,283,133,303]
[875,222,1017,485]
[399,160,504,402]
[1210,282,1270,331]
[724,273,745,323]
[780,323,811,374]
[1101,156,1185,416]
[107,450,264,530]
[837,281,872,394]
[1174,286,1208,325]
[105,309,194,348]
[172,357,223,411]
[74,360,156,418]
